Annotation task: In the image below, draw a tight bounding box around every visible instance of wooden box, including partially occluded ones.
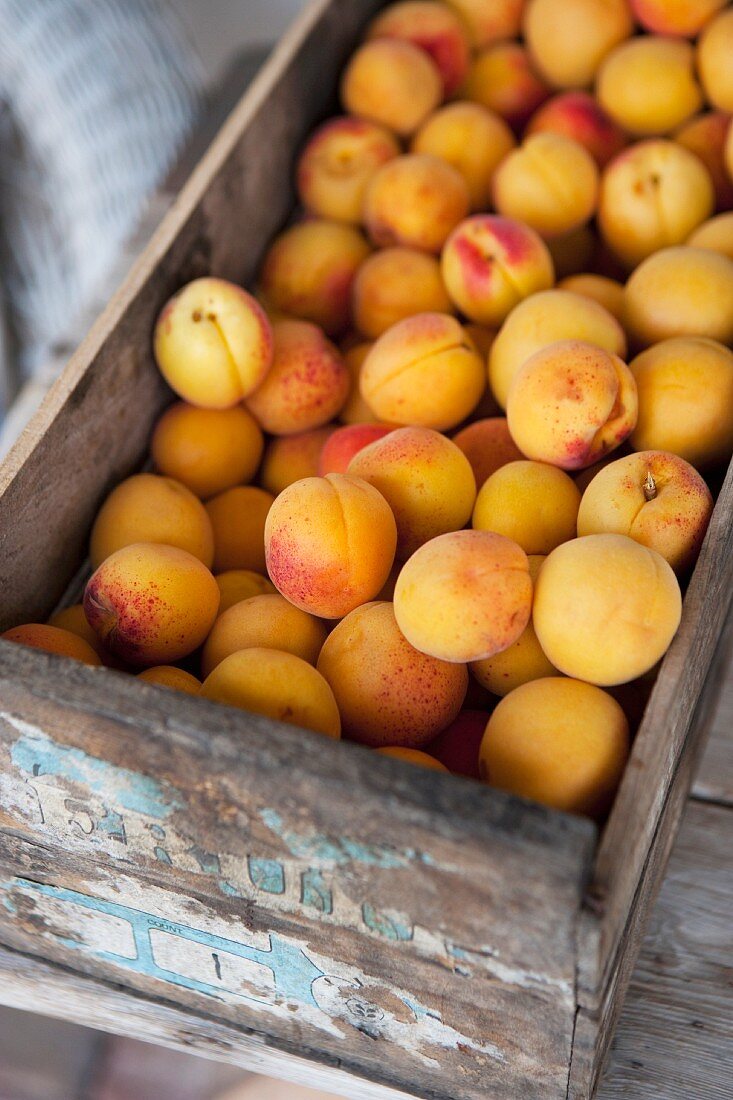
[0,2,731,1096]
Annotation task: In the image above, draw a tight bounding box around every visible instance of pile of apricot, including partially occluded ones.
[7,0,733,822]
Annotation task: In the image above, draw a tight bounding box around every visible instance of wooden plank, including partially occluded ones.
[691,657,733,807]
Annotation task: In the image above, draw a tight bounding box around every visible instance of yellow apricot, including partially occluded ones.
[473,461,581,555]
[597,36,702,136]
[214,570,276,614]
[340,39,443,137]
[624,247,733,347]
[151,402,263,499]
[201,593,328,677]
[524,0,633,90]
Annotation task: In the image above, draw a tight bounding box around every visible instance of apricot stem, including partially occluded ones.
[643,470,656,501]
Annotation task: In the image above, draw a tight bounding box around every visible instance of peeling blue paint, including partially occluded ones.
[260,808,408,869]
[300,869,333,914]
[248,857,286,894]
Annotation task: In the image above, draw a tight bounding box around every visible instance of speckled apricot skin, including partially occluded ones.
[687,213,733,260]
[623,247,733,348]
[89,473,214,571]
[296,116,399,224]
[462,43,549,129]
[426,709,490,778]
[318,424,395,476]
[506,340,638,471]
[527,92,626,168]
[348,426,477,559]
[214,570,276,614]
[479,677,630,818]
[265,474,397,619]
[153,278,273,409]
[366,1,471,97]
[83,543,220,668]
[137,666,202,694]
[200,648,341,738]
[205,486,274,574]
[245,320,349,435]
[597,36,701,136]
[445,0,524,49]
[557,274,625,322]
[48,604,126,668]
[151,402,264,500]
[364,154,470,255]
[533,534,682,685]
[698,9,733,113]
[473,461,581,555]
[577,450,713,574]
[317,601,467,747]
[201,593,328,677]
[675,112,733,213]
[523,0,633,90]
[340,39,442,138]
[360,313,486,430]
[260,426,336,496]
[452,418,525,489]
[258,221,370,337]
[631,0,726,37]
[352,247,454,340]
[441,215,555,328]
[2,623,102,667]
[376,747,449,771]
[394,529,532,663]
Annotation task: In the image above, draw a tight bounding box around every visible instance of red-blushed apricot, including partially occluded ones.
[631,0,727,37]
[265,474,397,619]
[533,534,682,685]
[360,313,485,430]
[394,529,532,663]
[2,623,102,667]
[376,747,449,771]
[202,593,328,677]
[150,402,264,500]
[366,1,471,97]
[488,288,627,409]
[426,710,490,778]
[340,343,379,425]
[89,473,214,570]
[479,677,629,818]
[557,274,625,322]
[340,39,442,137]
[527,92,626,168]
[200,648,341,738]
[215,570,276,614]
[48,604,125,668]
[205,486,274,573]
[245,320,349,435]
[623,247,733,347]
[441,215,555,328]
[493,134,599,239]
[411,102,516,211]
[445,0,524,49]
[452,418,525,488]
[674,112,733,213]
[597,36,701,136]
[507,340,637,471]
[296,116,399,224]
[319,424,395,475]
[352,248,453,341]
[599,141,714,268]
[153,278,273,409]
[84,543,220,667]
[698,9,733,113]
[259,426,336,496]
[523,0,633,90]
[462,42,549,129]
[577,450,713,574]
[473,460,581,555]
[629,337,733,470]
[137,666,202,694]
[317,601,467,747]
[258,221,370,337]
[687,213,733,260]
[363,154,470,254]
[347,426,477,559]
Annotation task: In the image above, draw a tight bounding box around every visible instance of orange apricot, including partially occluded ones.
[366,1,471,97]
[524,0,633,90]
[352,248,453,340]
[623,247,733,347]
[296,116,399,224]
[259,426,336,496]
[527,92,626,168]
[463,42,549,129]
[202,593,328,677]
[318,424,395,475]
[137,666,202,694]
[340,38,443,137]
[363,154,470,254]
[2,623,102,667]
[205,486,274,573]
[452,418,525,488]
[214,570,276,614]
[376,747,449,771]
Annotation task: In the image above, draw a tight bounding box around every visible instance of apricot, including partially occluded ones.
[84,543,220,667]
[597,37,701,136]
[493,134,599,239]
[340,39,442,137]
[426,710,489,778]
[394,529,532,663]
[527,92,626,168]
[698,9,733,114]
[265,474,397,619]
[411,102,516,211]
[479,677,629,817]
[452,418,525,488]
[352,248,453,340]
[348,426,476,559]
[577,450,713,573]
[200,648,340,738]
[545,226,596,281]
[245,320,348,435]
[523,0,633,90]
[623,247,733,347]
[445,0,524,49]
[473,461,581,555]
[488,288,627,409]
[360,312,485,429]
[150,402,263,500]
[557,274,625,322]
[317,601,466,747]
[598,141,714,268]
[47,603,124,668]
[687,213,733,260]
[258,220,369,337]
[259,426,335,496]
[319,424,395,475]
[441,215,555,328]
[202,593,328,677]
[205,486,274,573]
[137,666,202,694]
[89,473,214,570]
[296,116,399,224]
[674,113,733,213]
[366,1,470,97]
[339,343,379,425]
[533,534,682,685]
[506,340,638,471]
[2,623,102,667]
[363,154,470,254]
[153,278,273,409]
[215,570,276,614]
[376,747,449,771]
[462,43,549,129]
[631,0,727,37]
[628,337,733,470]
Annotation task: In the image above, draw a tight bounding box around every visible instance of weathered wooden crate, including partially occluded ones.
[0,2,731,1097]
